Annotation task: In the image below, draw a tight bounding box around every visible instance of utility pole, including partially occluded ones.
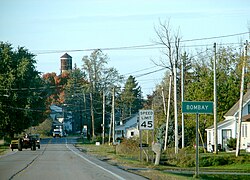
[213,43,218,154]
[164,75,172,151]
[90,93,95,139]
[162,87,167,119]
[108,113,112,145]
[161,87,167,148]
[102,90,105,145]
[181,52,186,149]
[174,61,178,154]
[236,40,248,157]
[83,94,88,137]
[112,87,115,144]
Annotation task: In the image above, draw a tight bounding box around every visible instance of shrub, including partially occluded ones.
[227,138,236,149]
[116,138,139,155]
[177,155,195,167]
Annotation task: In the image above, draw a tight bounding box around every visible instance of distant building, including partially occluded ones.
[115,114,139,139]
[50,104,73,133]
[60,53,72,74]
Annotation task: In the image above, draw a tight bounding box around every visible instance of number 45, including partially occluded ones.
[141,121,153,128]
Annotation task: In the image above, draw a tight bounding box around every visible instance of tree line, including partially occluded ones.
[0,44,143,139]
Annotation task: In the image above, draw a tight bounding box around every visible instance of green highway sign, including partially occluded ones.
[182,101,213,114]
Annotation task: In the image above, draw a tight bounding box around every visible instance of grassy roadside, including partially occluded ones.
[75,141,250,180]
[0,145,11,156]
[75,143,192,180]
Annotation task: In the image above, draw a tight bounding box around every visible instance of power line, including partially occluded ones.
[135,67,166,78]
[34,32,249,54]
[181,32,248,43]
[0,85,63,91]
[123,65,159,76]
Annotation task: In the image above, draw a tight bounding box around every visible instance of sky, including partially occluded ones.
[0,0,249,96]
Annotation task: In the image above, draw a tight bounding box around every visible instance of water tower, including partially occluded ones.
[60,53,72,74]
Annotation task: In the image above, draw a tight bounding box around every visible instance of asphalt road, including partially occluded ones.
[0,137,147,180]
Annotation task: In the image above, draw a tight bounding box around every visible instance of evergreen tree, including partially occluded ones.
[119,75,143,119]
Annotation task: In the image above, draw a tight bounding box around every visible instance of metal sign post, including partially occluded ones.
[182,101,213,178]
[195,113,199,177]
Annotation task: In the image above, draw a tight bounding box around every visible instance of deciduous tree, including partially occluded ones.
[0,42,47,138]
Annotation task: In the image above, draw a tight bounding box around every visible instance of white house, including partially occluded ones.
[115,114,139,139]
[50,104,72,132]
[206,90,250,151]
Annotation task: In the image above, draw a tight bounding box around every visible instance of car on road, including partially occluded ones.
[21,134,37,151]
[10,134,37,151]
[10,138,19,151]
[30,134,41,149]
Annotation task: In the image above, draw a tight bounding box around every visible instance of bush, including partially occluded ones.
[177,155,195,167]
[116,138,139,154]
[199,154,246,167]
[227,138,236,149]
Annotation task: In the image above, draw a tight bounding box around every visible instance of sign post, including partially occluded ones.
[139,110,154,161]
[182,101,213,178]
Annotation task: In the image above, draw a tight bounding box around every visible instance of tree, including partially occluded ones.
[184,45,244,145]
[154,19,182,153]
[64,65,89,133]
[42,72,70,105]
[0,42,47,138]
[82,50,123,138]
[119,75,143,120]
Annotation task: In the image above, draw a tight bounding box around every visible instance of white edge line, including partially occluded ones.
[65,139,126,180]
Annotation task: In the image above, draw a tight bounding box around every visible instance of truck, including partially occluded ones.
[10,134,37,151]
[52,129,63,138]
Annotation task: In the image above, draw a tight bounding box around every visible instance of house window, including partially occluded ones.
[208,131,211,142]
[131,132,134,137]
[246,124,248,137]
[242,124,248,137]
[222,129,232,149]
[248,104,250,114]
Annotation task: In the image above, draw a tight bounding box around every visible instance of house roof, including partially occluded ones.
[60,53,72,59]
[224,90,250,117]
[206,119,233,130]
[115,114,138,130]
[50,104,62,113]
[242,114,250,122]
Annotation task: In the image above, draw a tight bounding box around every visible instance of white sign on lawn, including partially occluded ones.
[139,109,154,130]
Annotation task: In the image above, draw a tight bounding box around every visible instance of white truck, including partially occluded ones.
[52,129,63,138]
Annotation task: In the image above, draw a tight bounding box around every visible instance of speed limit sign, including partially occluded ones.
[139,110,154,130]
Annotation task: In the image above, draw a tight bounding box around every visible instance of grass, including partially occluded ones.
[0,145,10,156]
[203,163,250,171]
[75,139,250,180]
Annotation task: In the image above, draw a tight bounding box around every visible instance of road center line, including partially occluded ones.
[65,140,125,180]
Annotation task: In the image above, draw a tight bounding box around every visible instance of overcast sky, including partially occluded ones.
[0,0,249,96]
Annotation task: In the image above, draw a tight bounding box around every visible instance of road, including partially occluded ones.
[0,137,147,180]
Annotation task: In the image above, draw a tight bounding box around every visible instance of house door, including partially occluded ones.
[222,129,232,150]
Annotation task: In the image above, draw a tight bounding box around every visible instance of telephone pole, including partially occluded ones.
[181,52,186,149]
[174,62,178,154]
[102,90,105,145]
[164,75,172,151]
[236,40,248,157]
[112,87,115,144]
[213,43,218,154]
